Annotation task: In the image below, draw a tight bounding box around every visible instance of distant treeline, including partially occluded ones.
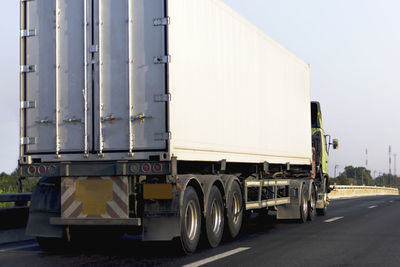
[330,166,400,188]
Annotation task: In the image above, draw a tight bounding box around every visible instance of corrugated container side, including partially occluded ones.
[168,0,312,165]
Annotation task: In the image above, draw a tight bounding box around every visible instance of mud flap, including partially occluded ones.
[142,189,180,241]
[26,177,63,238]
[143,215,180,241]
[277,180,302,220]
[277,205,301,219]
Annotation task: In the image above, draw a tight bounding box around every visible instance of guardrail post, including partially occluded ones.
[17,177,23,193]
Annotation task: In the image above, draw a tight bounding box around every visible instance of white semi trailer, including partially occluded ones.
[19,0,337,253]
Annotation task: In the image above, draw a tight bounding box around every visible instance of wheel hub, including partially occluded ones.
[185,200,198,240]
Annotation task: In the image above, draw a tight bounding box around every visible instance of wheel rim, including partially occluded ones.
[302,190,308,215]
[310,189,316,213]
[211,199,222,234]
[185,200,198,240]
[232,192,240,224]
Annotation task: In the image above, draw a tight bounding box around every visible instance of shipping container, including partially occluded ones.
[20,0,336,254]
[20,0,310,166]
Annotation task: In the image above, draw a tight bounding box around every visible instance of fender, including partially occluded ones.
[221,175,241,193]
[177,174,226,217]
[178,175,204,216]
[307,179,316,200]
[196,175,225,217]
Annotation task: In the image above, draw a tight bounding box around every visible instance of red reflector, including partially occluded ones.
[142,163,151,172]
[38,165,46,175]
[153,163,162,172]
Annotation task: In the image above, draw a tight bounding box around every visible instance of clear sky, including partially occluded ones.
[0,1,399,177]
[221,0,400,177]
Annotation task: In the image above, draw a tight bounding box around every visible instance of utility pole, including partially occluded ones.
[365,148,368,169]
[355,168,360,185]
[334,164,339,178]
[389,145,392,175]
[361,169,364,185]
[394,153,397,176]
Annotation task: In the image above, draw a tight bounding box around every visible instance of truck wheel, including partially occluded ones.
[226,182,243,239]
[36,236,69,251]
[307,185,316,221]
[205,186,224,248]
[180,186,201,254]
[316,207,327,216]
[299,184,308,223]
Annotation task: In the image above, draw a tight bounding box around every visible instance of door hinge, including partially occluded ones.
[21,65,36,73]
[154,94,171,102]
[21,137,36,145]
[154,55,171,64]
[153,17,170,26]
[90,45,99,53]
[21,101,36,109]
[155,132,171,141]
[21,29,36,37]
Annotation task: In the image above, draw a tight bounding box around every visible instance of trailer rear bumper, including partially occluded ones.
[50,217,141,226]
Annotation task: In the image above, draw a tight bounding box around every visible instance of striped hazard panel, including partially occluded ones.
[61,177,129,219]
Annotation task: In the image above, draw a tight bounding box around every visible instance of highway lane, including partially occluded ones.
[0,195,399,267]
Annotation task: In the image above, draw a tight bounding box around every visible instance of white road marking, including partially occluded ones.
[0,244,39,252]
[324,216,344,223]
[389,200,394,203]
[183,247,251,267]
[368,205,378,209]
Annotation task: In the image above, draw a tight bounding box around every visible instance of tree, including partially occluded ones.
[375,174,400,188]
[342,166,373,186]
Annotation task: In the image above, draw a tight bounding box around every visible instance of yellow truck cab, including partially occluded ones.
[311,101,338,215]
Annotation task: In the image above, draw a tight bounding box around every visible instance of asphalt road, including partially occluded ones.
[0,195,399,267]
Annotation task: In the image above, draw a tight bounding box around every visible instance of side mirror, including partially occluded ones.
[332,139,339,150]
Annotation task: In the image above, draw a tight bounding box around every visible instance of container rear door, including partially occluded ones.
[21,0,168,159]
[22,0,91,155]
[96,0,168,155]
[23,0,57,154]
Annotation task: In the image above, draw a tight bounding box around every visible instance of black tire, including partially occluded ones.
[316,175,329,216]
[205,186,225,248]
[36,236,69,251]
[316,206,327,216]
[180,186,201,254]
[226,182,243,239]
[307,185,317,221]
[299,184,308,223]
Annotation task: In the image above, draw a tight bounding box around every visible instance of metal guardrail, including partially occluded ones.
[330,185,399,199]
[0,193,31,203]
[0,193,32,208]
[334,185,398,191]
[0,193,31,229]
